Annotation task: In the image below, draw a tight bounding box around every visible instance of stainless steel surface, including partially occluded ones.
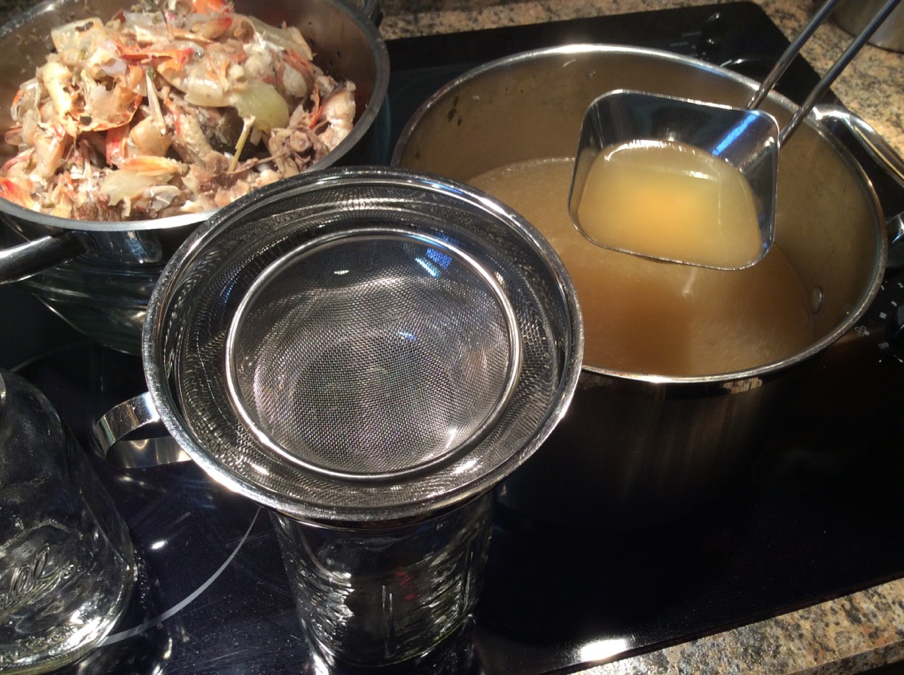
[746,0,841,110]
[0,232,84,283]
[836,0,904,51]
[0,369,134,672]
[0,0,390,352]
[2,2,903,668]
[813,104,904,186]
[224,228,523,481]
[94,391,191,468]
[125,166,582,523]
[103,166,581,666]
[392,44,888,528]
[813,103,904,267]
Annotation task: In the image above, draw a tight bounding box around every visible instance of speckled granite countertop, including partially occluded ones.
[0,0,899,673]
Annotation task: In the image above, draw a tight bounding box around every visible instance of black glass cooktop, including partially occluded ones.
[2,2,904,673]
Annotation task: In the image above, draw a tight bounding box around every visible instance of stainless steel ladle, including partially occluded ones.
[569,0,903,270]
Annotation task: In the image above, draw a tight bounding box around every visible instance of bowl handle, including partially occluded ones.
[0,232,86,283]
[94,391,192,469]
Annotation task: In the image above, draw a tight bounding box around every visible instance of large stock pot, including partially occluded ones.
[0,0,389,353]
[392,45,891,529]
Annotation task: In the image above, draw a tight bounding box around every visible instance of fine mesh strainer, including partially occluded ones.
[142,167,583,523]
[224,228,522,480]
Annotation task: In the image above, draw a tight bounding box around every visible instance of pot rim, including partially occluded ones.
[0,0,391,233]
[391,42,889,387]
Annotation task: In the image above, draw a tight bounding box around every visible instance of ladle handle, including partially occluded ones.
[748,0,903,145]
[746,0,841,110]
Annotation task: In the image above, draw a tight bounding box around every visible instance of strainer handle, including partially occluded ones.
[94,392,192,469]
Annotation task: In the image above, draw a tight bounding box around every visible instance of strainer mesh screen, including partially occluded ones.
[159,174,579,521]
[228,233,517,477]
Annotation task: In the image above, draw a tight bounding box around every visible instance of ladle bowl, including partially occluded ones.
[569,90,778,269]
[569,0,902,269]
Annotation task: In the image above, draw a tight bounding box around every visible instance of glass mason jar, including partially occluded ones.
[271,492,493,667]
[0,369,135,673]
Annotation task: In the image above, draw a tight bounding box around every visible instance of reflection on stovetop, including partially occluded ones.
[2,2,904,672]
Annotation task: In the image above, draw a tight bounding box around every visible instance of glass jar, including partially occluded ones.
[0,369,134,673]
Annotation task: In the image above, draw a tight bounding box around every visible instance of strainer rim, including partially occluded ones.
[223,226,524,482]
[141,166,584,523]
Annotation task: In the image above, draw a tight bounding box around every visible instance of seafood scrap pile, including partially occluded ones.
[0,0,357,220]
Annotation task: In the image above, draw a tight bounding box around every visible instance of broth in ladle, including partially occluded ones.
[575,139,763,269]
[470,157,814,376]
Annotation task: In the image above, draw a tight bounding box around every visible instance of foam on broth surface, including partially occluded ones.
[471,158,814,376]
[576,140,763,269]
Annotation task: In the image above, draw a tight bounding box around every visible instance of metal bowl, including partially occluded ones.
[0,0,390,353]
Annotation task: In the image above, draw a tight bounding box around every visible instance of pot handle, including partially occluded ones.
[812,104,904,187]
[94,391,192,468]
[813,104,904,265]
[0,231,87,283]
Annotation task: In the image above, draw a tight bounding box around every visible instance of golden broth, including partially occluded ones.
[470,158,814,376]
[576,140,763,269]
